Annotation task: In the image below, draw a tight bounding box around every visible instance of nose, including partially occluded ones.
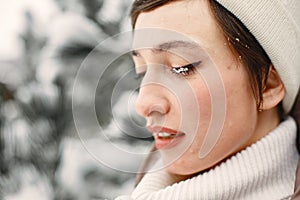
[135,83,170,118]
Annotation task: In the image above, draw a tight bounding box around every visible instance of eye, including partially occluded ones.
[171,61,201,76]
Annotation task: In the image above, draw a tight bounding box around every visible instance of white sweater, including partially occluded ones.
[116,117,299,200]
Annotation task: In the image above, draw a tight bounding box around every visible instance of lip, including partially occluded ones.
[147,126,186,150]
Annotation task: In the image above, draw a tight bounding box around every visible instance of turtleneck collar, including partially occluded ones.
[117,117,299,200]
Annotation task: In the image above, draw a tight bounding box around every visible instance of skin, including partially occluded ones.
[133,0,285,176]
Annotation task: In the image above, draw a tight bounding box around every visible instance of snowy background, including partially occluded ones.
[0,0,153,199]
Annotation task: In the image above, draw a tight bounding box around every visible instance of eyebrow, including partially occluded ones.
[157,40,199,50]
[132,40,200,56]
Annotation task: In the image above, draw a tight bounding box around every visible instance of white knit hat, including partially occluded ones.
[215,0,300,113]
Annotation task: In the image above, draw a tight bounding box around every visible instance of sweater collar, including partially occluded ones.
[130,117,299,200]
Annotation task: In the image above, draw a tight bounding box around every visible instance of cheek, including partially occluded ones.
[166,81,213,173]
[179,79,212,148]
[166,67,258,175]
[191,82,212,145]
[224,68,257,125]
[209,67,258,158]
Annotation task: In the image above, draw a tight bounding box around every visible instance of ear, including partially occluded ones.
[261,64,286,110]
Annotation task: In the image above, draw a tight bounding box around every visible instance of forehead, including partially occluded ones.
[133,0,220,50]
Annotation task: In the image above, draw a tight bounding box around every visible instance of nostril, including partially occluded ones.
[148,104,169,116]
[135,99,170,118]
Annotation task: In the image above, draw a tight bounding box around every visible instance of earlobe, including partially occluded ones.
[261,65,286,110]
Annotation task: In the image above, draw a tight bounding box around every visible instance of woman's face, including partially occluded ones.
[133,0,266,175]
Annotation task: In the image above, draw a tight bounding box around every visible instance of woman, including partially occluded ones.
[117,0,300,199]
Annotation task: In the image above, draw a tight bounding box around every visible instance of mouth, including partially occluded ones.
[154,132,185,139]
[147,126,186,150]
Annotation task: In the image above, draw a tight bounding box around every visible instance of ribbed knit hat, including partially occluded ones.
[215,0,300,113]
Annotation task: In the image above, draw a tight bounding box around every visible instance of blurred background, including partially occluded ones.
[0,0,154,199]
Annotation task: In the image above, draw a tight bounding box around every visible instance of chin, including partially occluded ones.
[165,162,199,176]
[164,155,220,176]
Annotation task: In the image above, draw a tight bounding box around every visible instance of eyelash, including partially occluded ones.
[134,61,201,81]
[170,61,201,77]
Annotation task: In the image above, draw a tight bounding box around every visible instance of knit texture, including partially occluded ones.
[116,117,299,200]
[214,0,300,113]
